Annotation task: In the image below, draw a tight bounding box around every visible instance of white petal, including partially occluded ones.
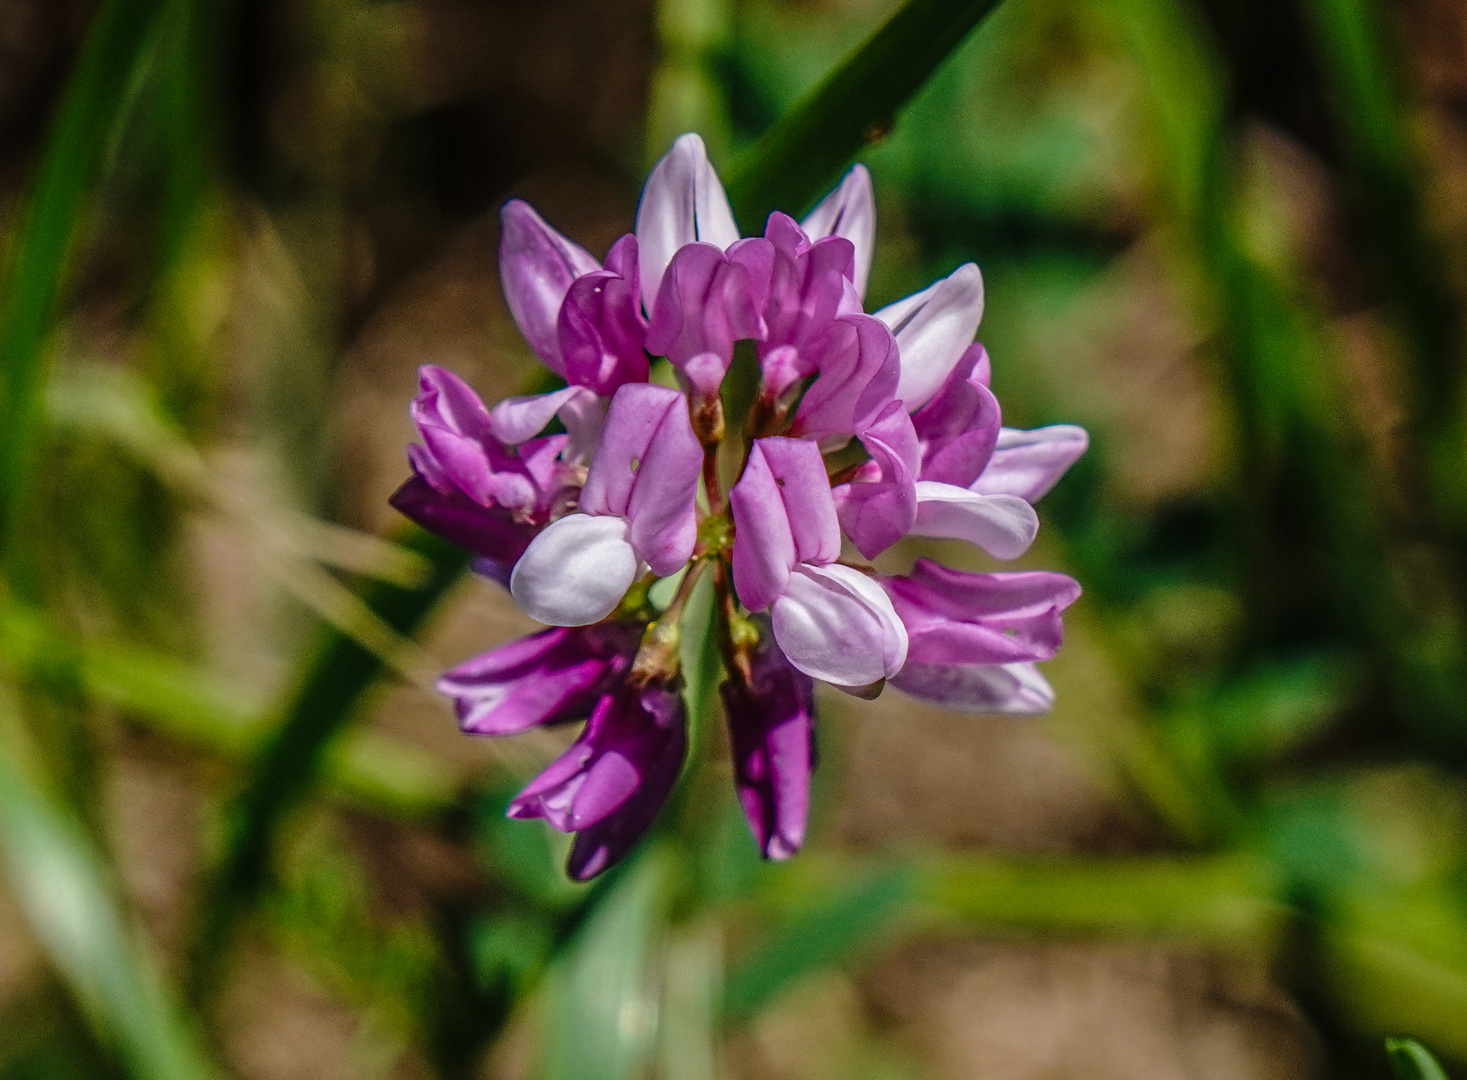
[891,661,1054,714]
[771,563,907,687]
[910,481,1037,559]
[875,263,984,411]
[801,164,876,300]
[635,133,740,314]
[510,514,638,626]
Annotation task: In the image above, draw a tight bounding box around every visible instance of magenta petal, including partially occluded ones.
[911,344,1001,487]
[625,389,703,576]
[832,401,920,559]
[972,425,1090,502]
[721,625,815,860]
[487,386,599,446]
[558,235,650,396]
[800,164,875,300]
[645,241,768,393]
[758,216,855,395]
[500,200,601,372]
[729,441,797,613]
[580,383,686,519]
[792,314,900,443]
[752,436,841,566]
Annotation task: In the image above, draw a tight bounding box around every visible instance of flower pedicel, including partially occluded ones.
[391,134,1088,879]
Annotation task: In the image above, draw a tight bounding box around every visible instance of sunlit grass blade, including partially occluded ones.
[1387,1038,1451,1080]
[0,0,169,562]
[0,696,219,1080]
[726,0,1005,227]
[540,851,669,1080]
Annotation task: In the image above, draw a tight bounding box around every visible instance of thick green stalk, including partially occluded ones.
[0,0,170,568]
[726,0,1004,228]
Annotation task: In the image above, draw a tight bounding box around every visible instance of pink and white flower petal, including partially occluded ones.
[635,133,741,313]
[487,385,603,462]
[770,563,907,688]
[499,200,601,373]
[510,514,639,626]
[890,661,1055,714]
[875,263,984,411]
[909,482,1039,559]
[972,425,1090,502]
[801,164,875,300]
[730,437,841,612]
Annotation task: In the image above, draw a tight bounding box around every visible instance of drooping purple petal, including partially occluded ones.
[507,683,687,880]
[635,133,741,313]
[721,624,815,860]
[500,200,601,372]
[910,344,1001,487]
[801,164,875,300]
[890,661,1055,715]
[438,624,640,735]
[770,563,907,688]
[389,473,542,565]
[910,482,1038,560]
[558,235,650,396]
[509,513,638,626]
[729,437,840,612]
[832,401,920,559]
[971,425,1089,502]
[875,263,984,411]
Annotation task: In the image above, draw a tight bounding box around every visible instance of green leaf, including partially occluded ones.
[0,701,218,1080]
[0,0,170,561]
[1388,1039,1451,1080]
[726,0,1006,228]
[540,851,669,1080]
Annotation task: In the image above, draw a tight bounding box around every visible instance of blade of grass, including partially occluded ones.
[0,693,219,1080]
[726,0,1006,228]
[0,0,170,568]
[1387,1038,1451,1080]
[185,525,470,1001]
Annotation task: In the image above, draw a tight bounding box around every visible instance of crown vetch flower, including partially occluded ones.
[393,133,1087,878]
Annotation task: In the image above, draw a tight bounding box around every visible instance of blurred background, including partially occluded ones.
[2,0,1467,1077]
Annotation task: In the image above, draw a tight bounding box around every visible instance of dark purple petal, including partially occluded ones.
[389,474,541,565]
[507,683,687,881]
[438,624,640,735]
[721,625,815,860]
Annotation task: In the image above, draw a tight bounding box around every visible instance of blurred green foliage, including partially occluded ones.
[1,0,1467,1077]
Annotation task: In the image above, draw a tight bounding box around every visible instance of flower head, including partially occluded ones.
[393,133,1086,878]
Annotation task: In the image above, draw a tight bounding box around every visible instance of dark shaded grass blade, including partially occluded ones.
[726,0,1005,229]
[0,0,170,565]
[1388,1038,1451,1080]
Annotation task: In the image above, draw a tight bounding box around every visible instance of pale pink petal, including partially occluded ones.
[891,661,1054,714]
[770,563,907,687]
[634,133,740,313]
[875,263,984,411]
[800,164,875,300]
[910,481,1038,559]
[500,200,601,372]
[972,425,1089,502]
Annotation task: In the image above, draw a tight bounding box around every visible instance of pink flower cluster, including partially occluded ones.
[392,135,1085,879]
